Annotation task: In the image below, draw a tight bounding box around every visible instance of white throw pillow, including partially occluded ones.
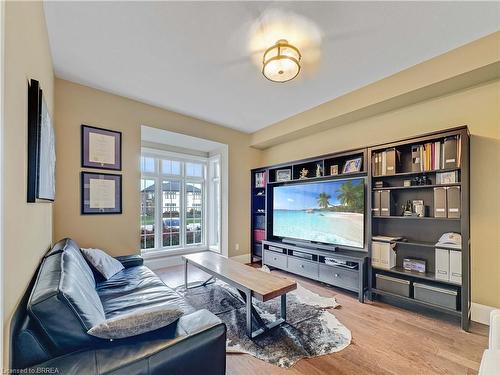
[87,305,183,339]
[81,248,124,280]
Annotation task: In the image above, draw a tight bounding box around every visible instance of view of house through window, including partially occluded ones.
[140,152,207,251]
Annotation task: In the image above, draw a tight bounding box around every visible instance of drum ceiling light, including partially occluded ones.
[262,39,301,83]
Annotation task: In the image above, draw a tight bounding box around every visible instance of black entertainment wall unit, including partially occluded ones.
[250,126,471,330]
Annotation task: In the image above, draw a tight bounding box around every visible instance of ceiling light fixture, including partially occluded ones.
[262,39,301,83]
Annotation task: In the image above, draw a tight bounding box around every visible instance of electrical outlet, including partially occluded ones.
[235,243,240,251]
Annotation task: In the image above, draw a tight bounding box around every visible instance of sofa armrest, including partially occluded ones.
[479,350,500,375]
[490,310,500,350]
[114,255,144,268]
[26,310,226,375]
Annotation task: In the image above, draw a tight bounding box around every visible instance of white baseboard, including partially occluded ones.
[472,303,498,325]
[230,253,251,264]
[144,255,184,270]
[142,248,209,270]
[145,251,250,269]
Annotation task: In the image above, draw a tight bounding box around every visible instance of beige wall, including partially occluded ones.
[53,79,261,258]
[260,80,500,308]
[3,1,54,367]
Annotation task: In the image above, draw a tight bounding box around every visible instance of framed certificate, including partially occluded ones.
[82,125,122,170]
[81,172,122,214]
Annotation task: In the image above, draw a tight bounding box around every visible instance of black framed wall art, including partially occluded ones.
[81,172,122,214]
[27,79,56,202]
[81,125,122,170]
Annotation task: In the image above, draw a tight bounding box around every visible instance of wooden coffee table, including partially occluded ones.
[182,252,297,339]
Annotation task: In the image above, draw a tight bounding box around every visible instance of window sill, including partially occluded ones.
[141,246,208,259]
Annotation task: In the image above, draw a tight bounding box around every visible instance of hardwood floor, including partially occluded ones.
[156,264,488,375]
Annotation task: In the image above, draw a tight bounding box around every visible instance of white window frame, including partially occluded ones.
[0,2,5,367]
[208,154,222,253]
[140,148,207,254]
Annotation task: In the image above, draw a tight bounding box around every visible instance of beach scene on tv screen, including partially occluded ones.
[273,179,364,248]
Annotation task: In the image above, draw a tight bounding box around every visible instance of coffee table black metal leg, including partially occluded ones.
[238,289,287,339]
[359,259,365,303]
[281,294,286,320]
[245,290,252,337]
[184,259,188,290]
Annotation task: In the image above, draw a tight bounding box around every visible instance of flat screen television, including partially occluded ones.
[272,178,365,249]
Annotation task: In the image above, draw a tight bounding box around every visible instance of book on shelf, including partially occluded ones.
[255,215,266,229]
[253,229,265,242]
[372,149,400,176]
[411,145,421,172]
[410,135,461,173]
[443,136,461,169]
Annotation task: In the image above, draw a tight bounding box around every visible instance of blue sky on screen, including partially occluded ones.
[273,179,362,210]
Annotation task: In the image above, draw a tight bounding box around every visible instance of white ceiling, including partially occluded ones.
[44,2,500,133]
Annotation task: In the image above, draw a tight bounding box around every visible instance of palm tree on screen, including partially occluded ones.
[337,181,357,207]
[317,193,331,209]
[336,181,364,212]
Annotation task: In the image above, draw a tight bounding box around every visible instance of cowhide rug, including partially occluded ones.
[175,267,351,367]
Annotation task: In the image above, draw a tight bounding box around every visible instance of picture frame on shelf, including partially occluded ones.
[81,172,122,214]
[82,125,122,170]
[276,169,292,182]
[27,79,56,202]
[255,171,266,187]
[330,165,339,176]
[342,157,362,174]
[412,199,425,217]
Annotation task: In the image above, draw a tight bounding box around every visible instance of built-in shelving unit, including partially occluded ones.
[250,169,267,261]
[250,126,470,330]
[368,126,470,330]
[250,148,368,261]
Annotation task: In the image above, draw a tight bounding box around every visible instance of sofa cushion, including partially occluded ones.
[81,248,124,280]
[28,310,226,375]
[96,266,195,319]
[28,239,105,354]
[87,304,184,339]
[479,350,500,375]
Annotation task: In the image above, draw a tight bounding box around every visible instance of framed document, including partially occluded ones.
[82,125,122,170]
[81,172,122,214]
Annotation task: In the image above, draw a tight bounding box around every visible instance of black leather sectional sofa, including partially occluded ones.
[10,238,226,374]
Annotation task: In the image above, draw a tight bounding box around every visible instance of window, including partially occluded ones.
[140,179,156,250]
[186,162,203,177]
[140,151,207,251]
[162,160,181,175]
[208,155,221,252]
[161,180,181,248]
[141,156,156,173]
